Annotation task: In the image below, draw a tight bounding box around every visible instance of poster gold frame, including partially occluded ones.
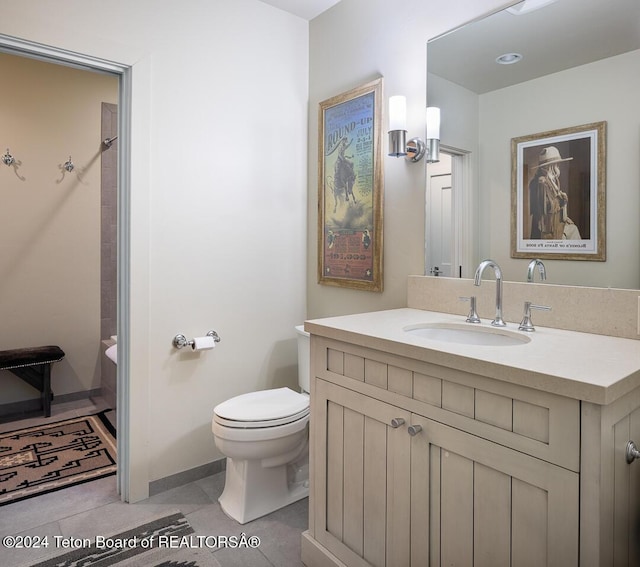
[317,77,384,291]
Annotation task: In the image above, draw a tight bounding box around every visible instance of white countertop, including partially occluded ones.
[305,308,640,405]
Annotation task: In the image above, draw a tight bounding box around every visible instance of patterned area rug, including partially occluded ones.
[32,512,221,567]
[0,412,116,506]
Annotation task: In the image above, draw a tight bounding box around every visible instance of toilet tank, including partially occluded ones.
[295,325,310,393]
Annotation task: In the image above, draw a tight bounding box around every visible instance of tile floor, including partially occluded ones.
[0,399,308,567]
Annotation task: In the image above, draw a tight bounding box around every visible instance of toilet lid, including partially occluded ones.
[214,387,309,423]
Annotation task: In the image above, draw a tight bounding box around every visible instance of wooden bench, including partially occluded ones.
[0,346,65,417]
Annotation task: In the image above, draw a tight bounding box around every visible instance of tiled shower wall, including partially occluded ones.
[100,102,117,410]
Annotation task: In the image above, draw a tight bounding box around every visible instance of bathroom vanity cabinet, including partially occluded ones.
[300,309,640,567]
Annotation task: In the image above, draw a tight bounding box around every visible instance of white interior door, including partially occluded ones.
[426,146,455,278]
[426,149,473,279]
[429,173,453,277]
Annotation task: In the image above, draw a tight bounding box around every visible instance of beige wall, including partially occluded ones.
[307,0,510,319]
[0,52,118,403]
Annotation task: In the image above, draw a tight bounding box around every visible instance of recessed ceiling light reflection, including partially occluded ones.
[496,52,523,65]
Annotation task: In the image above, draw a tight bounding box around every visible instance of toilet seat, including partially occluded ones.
[213,387,309,429]
[214,407,309,429]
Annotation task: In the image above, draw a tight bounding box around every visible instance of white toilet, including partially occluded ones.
[211,325,310,524]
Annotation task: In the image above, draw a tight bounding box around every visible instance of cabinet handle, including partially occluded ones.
[408,424,423,436]
[390,418,405,428]
[626,440,640,464]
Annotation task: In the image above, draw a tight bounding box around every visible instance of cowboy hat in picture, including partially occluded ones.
[537,145,573,167]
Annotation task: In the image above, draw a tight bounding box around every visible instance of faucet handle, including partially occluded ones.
[459,296,481,324]
[518,301,551,332]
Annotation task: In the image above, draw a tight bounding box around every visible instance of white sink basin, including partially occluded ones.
[105,343,117,364]
[403,322,531,347]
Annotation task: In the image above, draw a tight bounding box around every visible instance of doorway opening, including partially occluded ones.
[0,33,132,500]
[425,147,474,279]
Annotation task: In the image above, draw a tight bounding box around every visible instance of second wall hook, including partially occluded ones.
[2,148,15,166]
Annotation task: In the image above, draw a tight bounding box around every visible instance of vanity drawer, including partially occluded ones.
[313,336,580,472]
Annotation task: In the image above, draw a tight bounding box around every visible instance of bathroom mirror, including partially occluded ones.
[427,0,640,288]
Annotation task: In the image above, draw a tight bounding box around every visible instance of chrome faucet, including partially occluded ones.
[474,259,506,327]
[526,259,547,283]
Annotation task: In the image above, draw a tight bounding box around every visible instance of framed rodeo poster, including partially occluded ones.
[317,77,384,291]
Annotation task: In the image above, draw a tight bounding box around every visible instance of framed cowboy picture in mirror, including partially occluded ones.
[317,77,384,291]
[511,121,606,261]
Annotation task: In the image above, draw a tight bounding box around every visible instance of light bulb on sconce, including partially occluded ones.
[426,106,441,163]
[387,95,426,162]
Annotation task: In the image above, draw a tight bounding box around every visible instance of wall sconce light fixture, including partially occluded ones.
[388,96,425,162]
[387,97,440,163]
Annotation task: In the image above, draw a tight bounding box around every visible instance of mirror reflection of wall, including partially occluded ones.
[427,0,640,289]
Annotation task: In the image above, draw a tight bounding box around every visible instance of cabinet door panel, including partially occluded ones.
[326,401,344,540]
[315,379,411,567]
[410,413,579,567]
[474,463,511,567]
[385,415,411,567]
[440,451,473,565]
[410,435,432,565]
[512,478,548,565]
[343,408,364,556]
[363,416,386,567]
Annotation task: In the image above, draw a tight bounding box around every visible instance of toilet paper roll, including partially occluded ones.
[192,335,216,351]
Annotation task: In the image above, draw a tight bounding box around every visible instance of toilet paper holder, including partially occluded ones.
[173,330,221,349]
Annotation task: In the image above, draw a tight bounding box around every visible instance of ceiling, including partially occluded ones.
[428,0,640,94]
[257,0,342,20]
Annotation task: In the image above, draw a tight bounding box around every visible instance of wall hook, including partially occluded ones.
[64,156,75,172]
[2,148,15,166]
[103,135,118,149]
